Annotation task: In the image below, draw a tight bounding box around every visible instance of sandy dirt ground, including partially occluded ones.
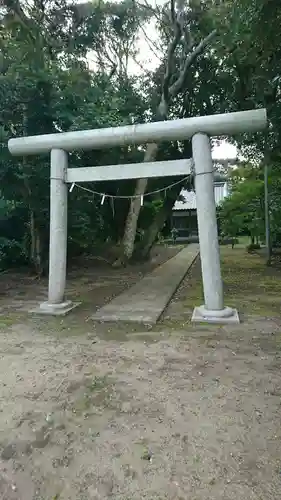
[0,246,281,499]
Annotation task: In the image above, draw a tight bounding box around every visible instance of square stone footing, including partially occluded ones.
[191,306,240,324]
[29,301,81,316]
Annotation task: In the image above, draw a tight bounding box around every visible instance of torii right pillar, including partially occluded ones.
[191,133,239,324]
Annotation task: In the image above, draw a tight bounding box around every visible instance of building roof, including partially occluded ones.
[173,182,228,211]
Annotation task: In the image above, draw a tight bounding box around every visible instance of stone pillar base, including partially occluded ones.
[191,305,240,324]
[29,300,80,316]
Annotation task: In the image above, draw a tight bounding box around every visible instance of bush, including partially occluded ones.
[246,243,261,253]
[0,237,25,270]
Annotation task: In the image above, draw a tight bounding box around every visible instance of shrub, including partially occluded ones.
[246,243,261,253]
[0,237,25,270]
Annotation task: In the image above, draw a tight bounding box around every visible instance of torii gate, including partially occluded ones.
[8,109,267,323]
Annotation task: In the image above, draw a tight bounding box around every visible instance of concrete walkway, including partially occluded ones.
[91,244,199,324]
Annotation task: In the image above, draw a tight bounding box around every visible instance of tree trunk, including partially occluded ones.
[115,3,216,266]
[30,210,43,276]
[114,144,158,265]
[136,143,193,260]
[135,182,184,260]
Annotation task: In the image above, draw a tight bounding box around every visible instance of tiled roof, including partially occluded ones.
[173,182,228,211]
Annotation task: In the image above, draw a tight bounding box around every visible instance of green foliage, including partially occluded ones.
[0,197,27,269]
[1,0,281,270]
[0,0,150,271]
[247,242,261,253]
[219,166,265,241]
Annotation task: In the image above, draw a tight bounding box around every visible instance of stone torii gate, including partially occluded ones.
[8,109,267,323]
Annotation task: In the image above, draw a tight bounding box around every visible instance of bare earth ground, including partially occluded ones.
[0,245,281,499]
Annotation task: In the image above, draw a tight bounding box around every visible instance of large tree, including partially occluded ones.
[0,0,148,272]
[1,0,281,272]
[117,0,217,264]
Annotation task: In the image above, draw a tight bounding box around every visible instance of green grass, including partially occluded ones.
[236,235,251,247]
[0,314,23,329]
[222,248,281,315]
[184,246,281,317]
[1,243,280,339]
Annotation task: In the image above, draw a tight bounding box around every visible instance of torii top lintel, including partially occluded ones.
[8,109,267,156]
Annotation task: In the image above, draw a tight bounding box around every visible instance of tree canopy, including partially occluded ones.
[0,0,281,272]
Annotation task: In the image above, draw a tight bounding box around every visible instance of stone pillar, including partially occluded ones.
[48,148,68,304]
[36,149,78,315]
[191,133,239,324]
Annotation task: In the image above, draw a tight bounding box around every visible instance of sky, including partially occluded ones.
[212,141,237,160]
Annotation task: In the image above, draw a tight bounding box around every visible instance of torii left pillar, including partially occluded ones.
[32,149,79,315]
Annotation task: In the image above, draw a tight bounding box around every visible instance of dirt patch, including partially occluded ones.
[0,322,280,499]
[0,246,281,498]
[0,244,182,317]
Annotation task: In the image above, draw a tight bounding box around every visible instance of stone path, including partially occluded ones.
[91,244,199,324]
